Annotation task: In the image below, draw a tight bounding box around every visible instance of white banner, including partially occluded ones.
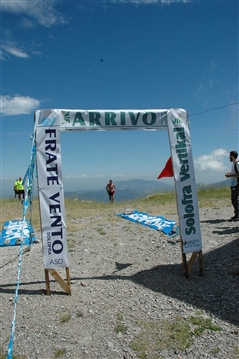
[35,109,168,131]
[167,109,202,253]
[35,108,202,258]
[36,113,68,269]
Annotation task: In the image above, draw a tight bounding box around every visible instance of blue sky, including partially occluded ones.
[0,0,238,196]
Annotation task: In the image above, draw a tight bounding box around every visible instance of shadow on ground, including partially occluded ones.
[1,237,239,327]
[77,236,239,327]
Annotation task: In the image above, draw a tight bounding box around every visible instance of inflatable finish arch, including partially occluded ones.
[35,108,202,274]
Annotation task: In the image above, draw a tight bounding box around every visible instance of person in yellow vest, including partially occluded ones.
[16,177,25,201]
[13,179,19,199]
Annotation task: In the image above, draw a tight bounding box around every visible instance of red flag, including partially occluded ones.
[157,157,174,179]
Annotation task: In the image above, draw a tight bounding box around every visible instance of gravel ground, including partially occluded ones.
[1,205,239,359]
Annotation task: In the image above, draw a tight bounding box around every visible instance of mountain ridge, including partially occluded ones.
[65,179,173,202]
[65,178,230,202]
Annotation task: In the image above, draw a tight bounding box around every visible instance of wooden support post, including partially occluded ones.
[45,269,51,295]
[181,250,203,279]
[182,252,189,279]
[187,252,198,273]
[66,267,71,288]
[180,235,189,279]
[198,250,203,276]
[44,267,71,295]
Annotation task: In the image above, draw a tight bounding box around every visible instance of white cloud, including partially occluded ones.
[66,174,90,178]
[1,0,66,27]
[194,148,228,173]
[2,45,29,58]
[66,173,132,180]
[112,174,132,177]
[160,0,190,3]
[1,0,189,32]
[21,17,35,29]
[0,95,40,115]
[77,174,89,178]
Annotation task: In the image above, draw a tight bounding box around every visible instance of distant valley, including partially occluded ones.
[64,179,174,202]
[1,178,230,200]
[65,178,231,202]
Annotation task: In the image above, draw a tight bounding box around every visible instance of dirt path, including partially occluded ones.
[1,205,239,359]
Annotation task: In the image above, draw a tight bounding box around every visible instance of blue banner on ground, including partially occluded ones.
[0,219,38,246]
[116,210,179,237]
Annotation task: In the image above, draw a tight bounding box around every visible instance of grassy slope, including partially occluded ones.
[0,187,231,232]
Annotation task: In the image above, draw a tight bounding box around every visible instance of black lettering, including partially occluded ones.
[51,228,63,238]
[45,129,56,137]
[50,215,62,227]
[49,204,61,214]
[45,139,56,152]
[47,176,59,185]
[52,239,63,254]
[49,192,60,203]
[46,153,57,165]
[46,164,58,174]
